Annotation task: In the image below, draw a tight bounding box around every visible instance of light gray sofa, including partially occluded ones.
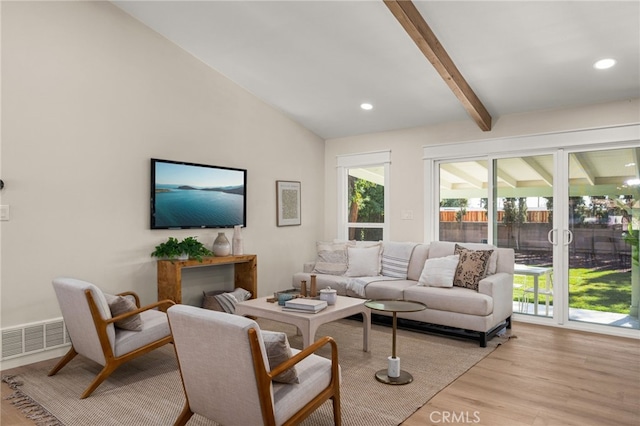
[292,241,514,347]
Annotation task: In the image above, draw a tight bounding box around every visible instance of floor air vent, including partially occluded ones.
[1,319,69,360]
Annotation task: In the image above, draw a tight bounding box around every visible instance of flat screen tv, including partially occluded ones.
[150,158,247,229]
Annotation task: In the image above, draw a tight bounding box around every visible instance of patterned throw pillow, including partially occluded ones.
[452,245,494,291]
[261,330,299,384]
[313,241,354,275]
[104,294,142,331]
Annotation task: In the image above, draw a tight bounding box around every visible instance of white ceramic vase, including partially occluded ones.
[232,225,244,255]
[212,232,231,256]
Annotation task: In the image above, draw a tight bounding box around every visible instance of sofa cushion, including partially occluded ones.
[418,254,459,287]
[293,272,350,296]
[363,280,415,300]
[114,309,171,356]
[453,245,494,291]
[313,241,354,275]
[345,244,382,277]
[403,285,493,316]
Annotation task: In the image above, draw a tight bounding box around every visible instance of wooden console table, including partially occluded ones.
[157,254,257,310]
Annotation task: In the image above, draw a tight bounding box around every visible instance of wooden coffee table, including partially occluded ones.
[236,295,371,351]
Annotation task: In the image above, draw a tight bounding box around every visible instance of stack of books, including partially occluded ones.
[283,298,328,314]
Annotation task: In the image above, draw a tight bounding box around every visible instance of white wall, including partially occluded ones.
[324,99,640,242]
[0,1,325,338]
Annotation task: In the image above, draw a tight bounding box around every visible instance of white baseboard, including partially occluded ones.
[0,345,69,371]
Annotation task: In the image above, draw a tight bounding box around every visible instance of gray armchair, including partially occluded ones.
[48,277,175,398]
[167,304,341,426]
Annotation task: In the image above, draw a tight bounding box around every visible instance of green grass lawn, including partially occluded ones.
[513,268,632,314]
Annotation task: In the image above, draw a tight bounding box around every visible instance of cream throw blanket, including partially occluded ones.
[346,276,402,297]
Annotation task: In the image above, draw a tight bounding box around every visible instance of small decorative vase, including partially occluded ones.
[232,225,244,256]
[310,274,317,297]
[212,232,231,257]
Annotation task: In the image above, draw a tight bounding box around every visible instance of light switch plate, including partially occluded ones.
[401,209,413,220]
[0,205,10,221]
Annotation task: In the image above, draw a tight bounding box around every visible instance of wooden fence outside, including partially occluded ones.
[440,222,630,259]
[439,210,551,223]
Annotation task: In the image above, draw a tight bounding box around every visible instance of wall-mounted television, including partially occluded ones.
[150,158,247,229]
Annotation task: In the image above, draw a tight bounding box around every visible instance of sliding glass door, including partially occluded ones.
[430,132,640,332]
[567,147,639,328]
[438,160,488,244]
[494,155,555,318]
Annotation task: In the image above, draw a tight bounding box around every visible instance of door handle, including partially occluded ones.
[547,229,558,246]
[564,229,573,246]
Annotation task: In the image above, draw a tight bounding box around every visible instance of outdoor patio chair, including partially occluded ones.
[48,277,175,398]
[513,276,527,313]
[523,273,554,316]
[167,304,341,426]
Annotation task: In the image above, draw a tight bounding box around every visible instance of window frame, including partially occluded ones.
[336,150,390,241]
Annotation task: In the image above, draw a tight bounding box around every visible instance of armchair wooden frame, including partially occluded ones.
[174,330,342,426]
[48,290,175,399]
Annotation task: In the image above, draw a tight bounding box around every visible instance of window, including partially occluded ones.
[337,151,390,241]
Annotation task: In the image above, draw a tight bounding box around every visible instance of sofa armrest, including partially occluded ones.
[478,272,514,319]
[303,262,315,273]
[478,272,511,297]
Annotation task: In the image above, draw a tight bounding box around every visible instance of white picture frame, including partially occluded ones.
[276,180,301,226]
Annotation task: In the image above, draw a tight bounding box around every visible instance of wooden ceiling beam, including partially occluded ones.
[384,0,492,131]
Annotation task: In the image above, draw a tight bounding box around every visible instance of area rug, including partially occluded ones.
[3,318,511,426]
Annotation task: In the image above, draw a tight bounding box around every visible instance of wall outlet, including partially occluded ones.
[401,209,413,220]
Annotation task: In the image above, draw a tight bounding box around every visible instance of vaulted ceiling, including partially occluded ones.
[113,1,640,140]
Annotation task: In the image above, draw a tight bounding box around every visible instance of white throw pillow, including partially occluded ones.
[313,241,354,275]
[344,244,382,277]
[418,254,460,287]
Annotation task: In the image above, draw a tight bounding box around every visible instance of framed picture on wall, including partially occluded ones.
[276,180,301,226]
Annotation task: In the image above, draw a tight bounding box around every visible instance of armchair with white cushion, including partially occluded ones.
[48,277,175,398]
[167,304,341,426]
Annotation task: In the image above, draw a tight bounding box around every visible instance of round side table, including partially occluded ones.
[364,299,427,385]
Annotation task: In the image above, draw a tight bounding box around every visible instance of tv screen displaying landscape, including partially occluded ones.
[150,158,247,229]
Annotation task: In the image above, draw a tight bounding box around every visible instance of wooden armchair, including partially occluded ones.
[48,277,175,398]
[167,304,341,426]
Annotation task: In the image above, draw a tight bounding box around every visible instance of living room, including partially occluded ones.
[1,1,639,425]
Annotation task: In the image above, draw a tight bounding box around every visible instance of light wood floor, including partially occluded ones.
[2,322,639,425]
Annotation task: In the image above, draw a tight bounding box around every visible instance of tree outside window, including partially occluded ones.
[348,172,384,241]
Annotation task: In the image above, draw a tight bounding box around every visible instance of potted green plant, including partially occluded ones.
[179,236,213,262]
[151,237,212,262]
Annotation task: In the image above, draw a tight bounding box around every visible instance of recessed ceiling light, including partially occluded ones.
[624,162,636,167]
[594,58,616,70]
[360,103,373,111]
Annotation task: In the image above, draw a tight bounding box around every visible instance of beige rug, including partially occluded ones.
[3,318,511,426]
